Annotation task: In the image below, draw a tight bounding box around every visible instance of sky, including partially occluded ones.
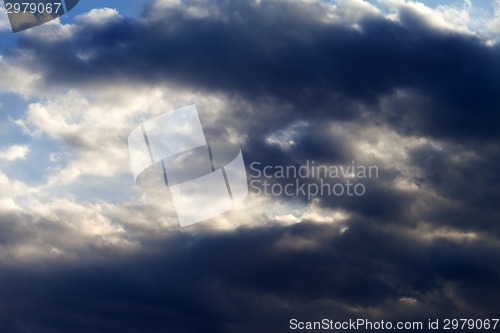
[0,0,499,332]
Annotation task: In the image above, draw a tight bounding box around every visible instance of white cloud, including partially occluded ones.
[0,197,22,211]
[0,144,29,161]
[326,0,381,24]
[381,0,474,34]
[488,0,500,33]
[22,18,76,42]
[0,57,42,97]
[17,88,168,182]
[76,8,122,26]
[0,171,37,201]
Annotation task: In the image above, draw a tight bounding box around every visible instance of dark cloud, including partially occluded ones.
[0,221,499,332]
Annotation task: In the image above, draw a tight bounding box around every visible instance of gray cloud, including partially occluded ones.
[0,220,499,332]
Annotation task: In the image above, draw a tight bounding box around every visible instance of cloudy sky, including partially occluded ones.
[0,0,499,331]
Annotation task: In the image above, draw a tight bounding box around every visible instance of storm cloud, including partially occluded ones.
[0,0,499,332]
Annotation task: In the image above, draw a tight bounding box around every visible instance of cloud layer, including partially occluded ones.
[0,0,499,331]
